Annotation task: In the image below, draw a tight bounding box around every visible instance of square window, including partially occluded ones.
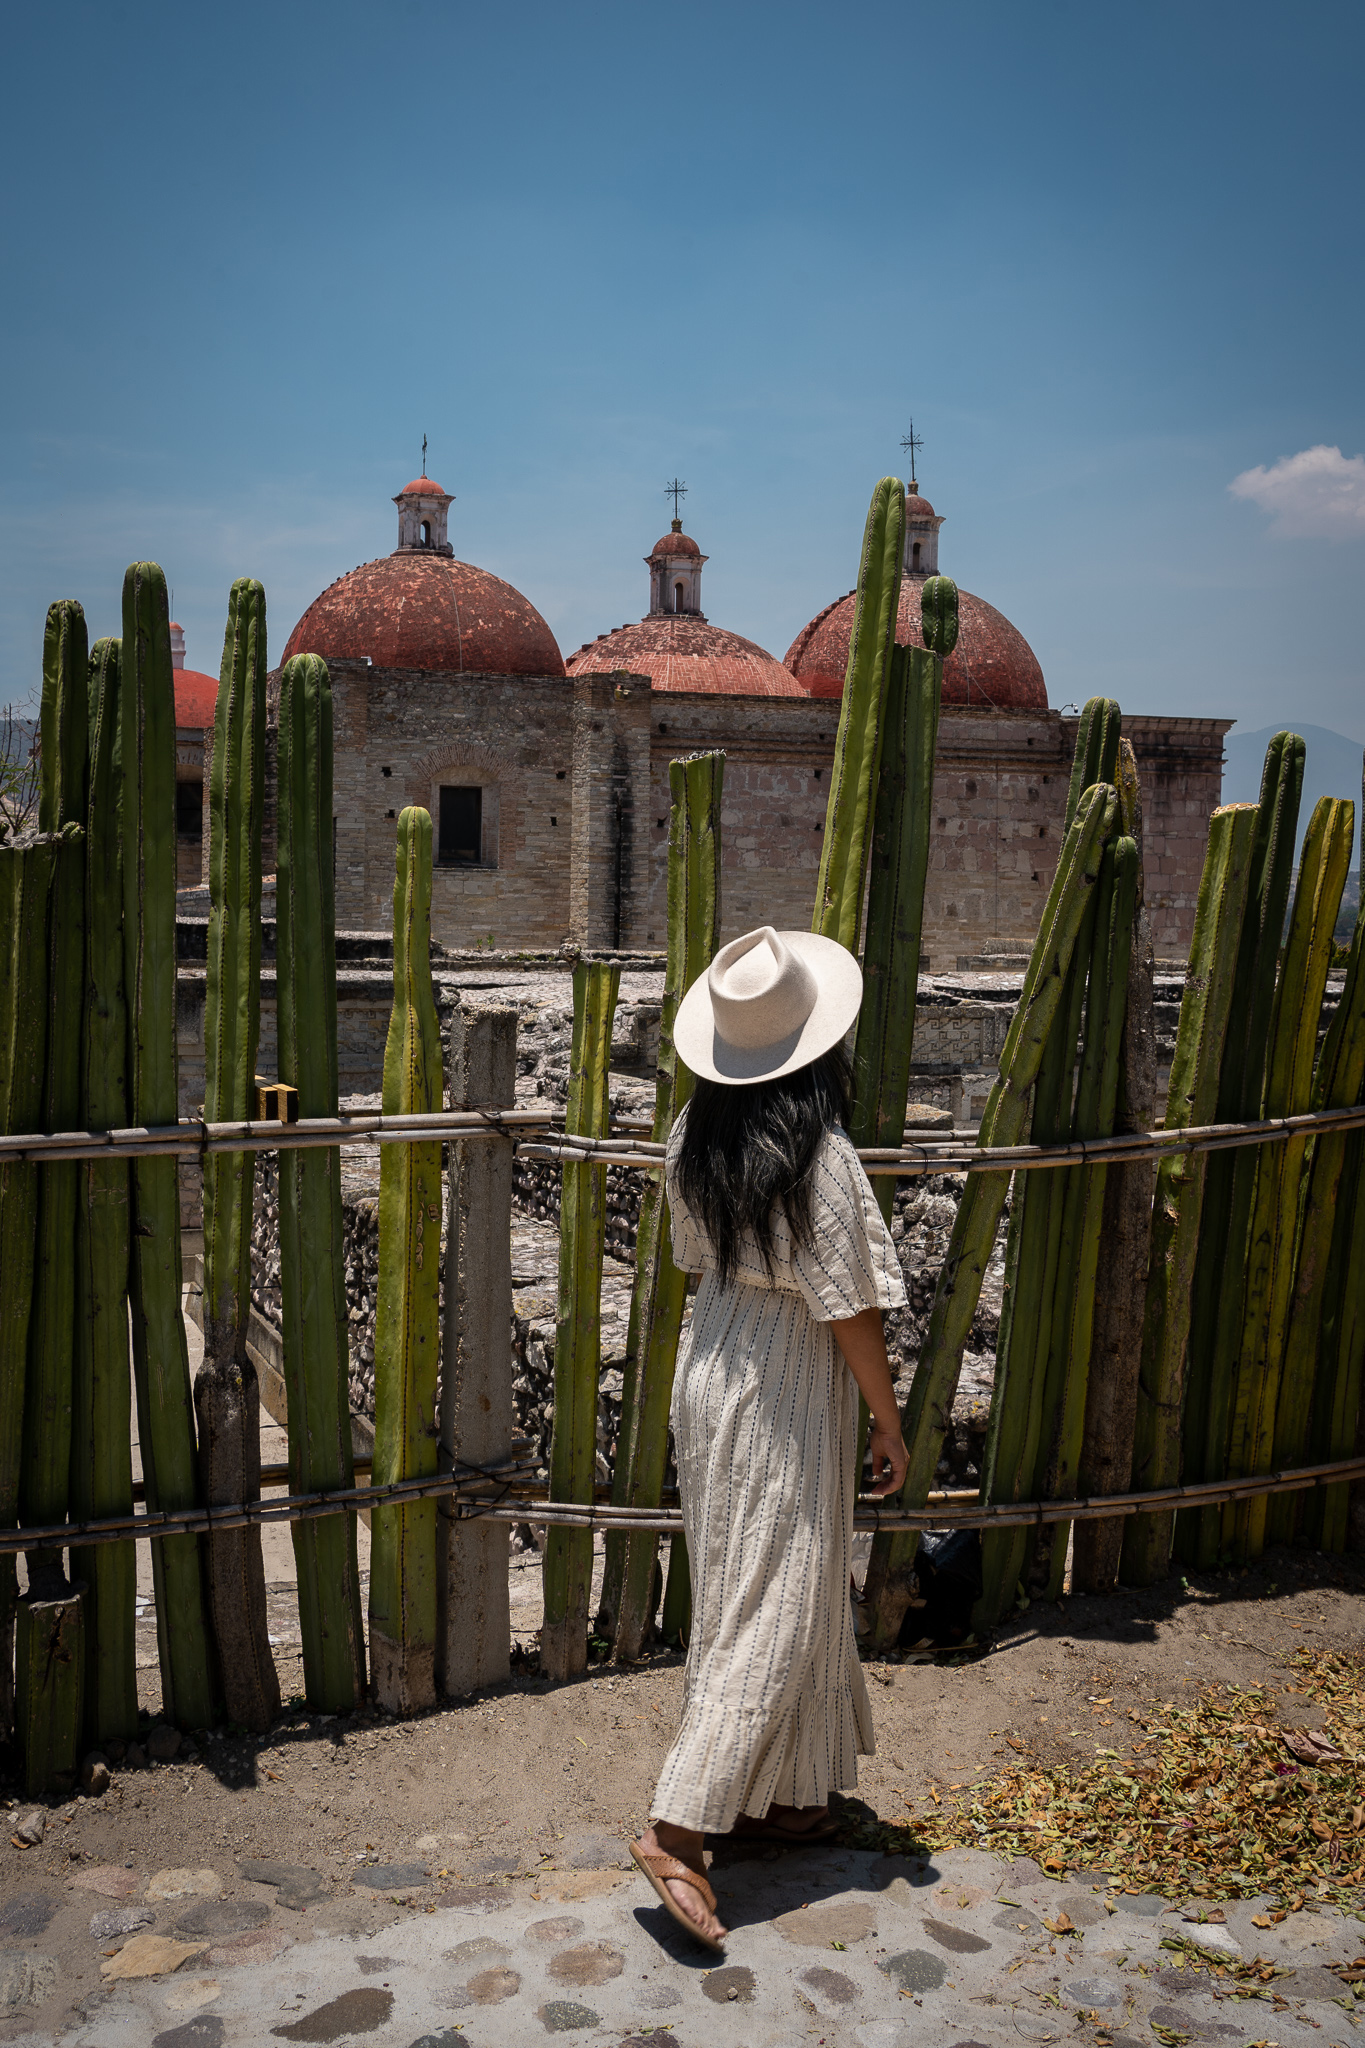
[439,785,483,866]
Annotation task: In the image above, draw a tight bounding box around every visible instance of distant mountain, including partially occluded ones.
[1223,723,1364,874]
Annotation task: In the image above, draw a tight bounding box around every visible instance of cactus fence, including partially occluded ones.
[5,506,1364,1799]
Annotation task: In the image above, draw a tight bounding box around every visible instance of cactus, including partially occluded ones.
[69,636,138,1744]
[0,843,53,1742]
[1176,732,1304,1567]
[543,959,619,1681]
[22,604,89,1547]
[370,807,443,1712]
[276,653,366,1712]
[1270,800,1365,1545]
[605,752,723,1662]
[1119,804,1257,1584]
[1221,795,1352,1560]
[1307,1124,1365,1549]
[812,477,905,951]
[17,607,90,1788]
[850,630,946,1218]
[862,779,1118,1650]
[973,701,1120,1626]
[195,580,279,1732]
[121,562,214,1728]
[1032,832,1139,1597]
[920,574,959,659]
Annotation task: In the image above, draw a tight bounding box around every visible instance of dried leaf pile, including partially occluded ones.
[847,1649,1365,1905]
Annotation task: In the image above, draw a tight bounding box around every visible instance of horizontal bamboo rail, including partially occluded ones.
[4,1101,1365,1173]
[9,1454,1364,1553]
[520,1099,1365,1177]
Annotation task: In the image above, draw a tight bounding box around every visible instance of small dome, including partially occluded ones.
[904,492,937,520]
[282,552,564,677]
[650,529,702,559]
[397,475,449,497]
[567,615,802,697]
[785,583,1046,710]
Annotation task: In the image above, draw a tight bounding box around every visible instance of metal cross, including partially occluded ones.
[664,478,688,520]
[421,433,428,477]
[900,423,923,488]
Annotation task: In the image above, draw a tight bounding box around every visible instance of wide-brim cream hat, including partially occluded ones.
[673,925,863,1085]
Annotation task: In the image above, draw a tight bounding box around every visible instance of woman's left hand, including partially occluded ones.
[864,1417,909,1498]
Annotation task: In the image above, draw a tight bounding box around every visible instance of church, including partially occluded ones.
[191,470,1229,966]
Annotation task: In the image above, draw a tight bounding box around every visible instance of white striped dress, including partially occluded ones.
[651,1113,906,1835]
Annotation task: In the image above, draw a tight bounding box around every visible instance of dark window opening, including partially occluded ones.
[439,785,483,865]
[911,540,921,567]
[176,781,203,838]
[420,519,431,545]
[674,581,685,612]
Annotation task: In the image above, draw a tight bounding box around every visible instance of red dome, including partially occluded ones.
[784,582,1047,710]
[567,615,802,697]
[175,667,219,727]
[282,552,564,677]
[397,476,449,497]
[649,530,702,559]
[904,492,937,520]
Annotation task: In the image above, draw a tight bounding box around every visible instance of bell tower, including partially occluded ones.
[394,474,454,555]
[903,487,945,579]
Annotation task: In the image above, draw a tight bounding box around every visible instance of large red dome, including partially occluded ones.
[784,580,1047,710]
[282,551,564,677]
[567,615,802,696]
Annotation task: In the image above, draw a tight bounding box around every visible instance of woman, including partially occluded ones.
[630,925,910,1951]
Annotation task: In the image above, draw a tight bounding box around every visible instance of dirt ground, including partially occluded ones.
[4,1534,1363,2040]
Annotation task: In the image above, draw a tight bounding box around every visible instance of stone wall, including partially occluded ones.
[201,667,1229,968]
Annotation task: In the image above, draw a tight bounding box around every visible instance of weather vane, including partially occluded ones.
[421,433,428,478]
[900,423,923,489]
[664,478,688,521]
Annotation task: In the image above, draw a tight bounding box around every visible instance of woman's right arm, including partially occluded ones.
[831,1306,908,1497]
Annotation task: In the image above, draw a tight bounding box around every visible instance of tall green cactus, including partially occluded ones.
[850,627,946,1220]
[196,580,279,1732]
[122,562,214,1729]
[1308,1123,1365,1550]
[370,807,443,1712]
[1032,832,1139,1597]
[0,843,53,1741]
[543,959,619,1681]
[22,604,89,1553]
[69,636,137,1744]
[1270,809,1365,1544]
[606,753,723,1662]
[974,701,1119,1625]
[1120,804,1257,1585]
[862,779,1118,1650]
[276,653,366,1712]
[812,477,905,950]
[1222,795,1352,1560]
[1176,732,1304,1566]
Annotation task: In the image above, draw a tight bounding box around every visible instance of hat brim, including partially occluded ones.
[673,931,864,1085]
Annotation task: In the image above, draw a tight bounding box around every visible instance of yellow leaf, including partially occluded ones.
[575,1736,587,1749]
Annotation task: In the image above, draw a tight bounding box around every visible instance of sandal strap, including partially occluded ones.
[632,1845,718,1914]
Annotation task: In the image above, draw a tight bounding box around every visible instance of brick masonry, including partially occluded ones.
[203,669,1229,968]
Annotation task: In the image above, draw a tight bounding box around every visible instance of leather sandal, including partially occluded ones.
[629,1838,726,1953]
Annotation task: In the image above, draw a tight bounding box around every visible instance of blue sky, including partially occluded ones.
[2,0,1362,750]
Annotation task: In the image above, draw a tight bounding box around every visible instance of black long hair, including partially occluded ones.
[675,1044,851,1287]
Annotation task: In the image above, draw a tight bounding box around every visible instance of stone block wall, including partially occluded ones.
[204,663,1227,968]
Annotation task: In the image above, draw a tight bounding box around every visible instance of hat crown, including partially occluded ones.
[707,926,818,1051]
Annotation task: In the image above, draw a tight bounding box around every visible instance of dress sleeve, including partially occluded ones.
[664,1111,709,1276]
[789,1128,908,1323]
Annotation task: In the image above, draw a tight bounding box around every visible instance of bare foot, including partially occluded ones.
[637,1821,728,1943]
[766,1802,830,1833]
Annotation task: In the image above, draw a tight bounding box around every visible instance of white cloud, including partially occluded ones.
[1229,444,1365,539]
